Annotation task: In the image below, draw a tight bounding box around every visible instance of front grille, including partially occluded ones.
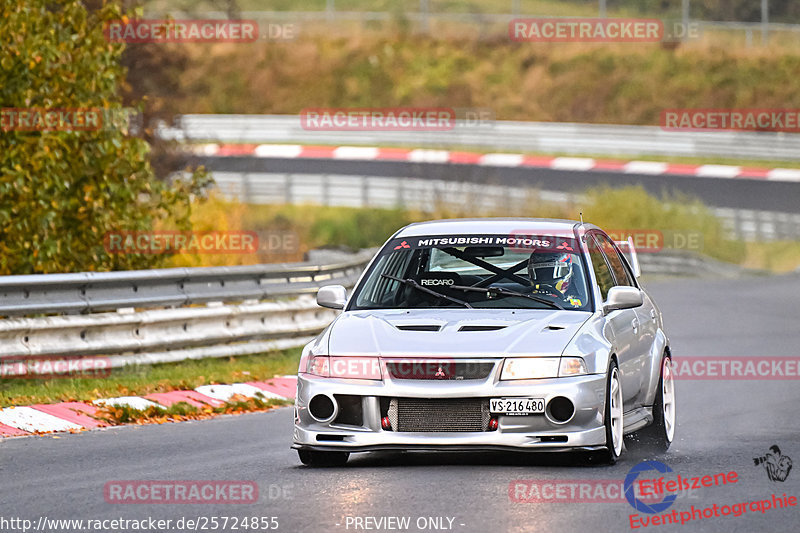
[385,361,495,380]
[388,398,491,432]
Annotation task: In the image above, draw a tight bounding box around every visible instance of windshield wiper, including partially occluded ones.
[447,284,564,310]
[381,274,473,309]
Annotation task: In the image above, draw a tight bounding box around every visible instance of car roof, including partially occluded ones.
[394,218,594,238]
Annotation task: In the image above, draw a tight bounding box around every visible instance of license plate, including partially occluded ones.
[490,397,545,415]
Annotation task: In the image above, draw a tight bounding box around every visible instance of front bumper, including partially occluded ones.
[292,370,608,452]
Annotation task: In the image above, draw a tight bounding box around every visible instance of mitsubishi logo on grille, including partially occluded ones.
[434,366,447,379]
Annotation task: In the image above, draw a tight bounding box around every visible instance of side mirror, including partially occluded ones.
[603,286,643,314]
[316,285,347,310]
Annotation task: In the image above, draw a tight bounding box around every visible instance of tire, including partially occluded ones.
[297,449,350,467]
[596,359,625,464]
[637,355,676,452]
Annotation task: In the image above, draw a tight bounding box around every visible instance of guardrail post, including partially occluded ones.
[326,0,335,22]
[419,0,430,34]
[681,0,690,33]
[243,172,252,203]
[285,173,293,204]
[396,177,405,208]
[322,174,330,206]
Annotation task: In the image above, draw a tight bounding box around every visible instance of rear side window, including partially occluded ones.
[586,235,614,300]
[593,233,635,288]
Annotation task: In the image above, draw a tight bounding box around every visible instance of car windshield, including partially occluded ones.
[351,233,592,311]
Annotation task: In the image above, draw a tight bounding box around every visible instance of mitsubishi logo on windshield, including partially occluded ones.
[434,366,447,379]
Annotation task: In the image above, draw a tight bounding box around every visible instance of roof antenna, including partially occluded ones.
[579,211,584,224]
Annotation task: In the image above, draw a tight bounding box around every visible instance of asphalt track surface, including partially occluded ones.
[197,156,800,213]
[3,273,800,533]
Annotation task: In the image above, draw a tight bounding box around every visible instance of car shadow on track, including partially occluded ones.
[299,438,671,470]
[346,451,601,468]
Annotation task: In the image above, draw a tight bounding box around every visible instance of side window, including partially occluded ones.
[356,251,412,306]
[594,234,635,288]
[586,235,614,300]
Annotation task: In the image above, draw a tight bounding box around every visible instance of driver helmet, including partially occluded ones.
[528,251,573,293]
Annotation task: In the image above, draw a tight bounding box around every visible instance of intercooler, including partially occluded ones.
[387,398,491,432]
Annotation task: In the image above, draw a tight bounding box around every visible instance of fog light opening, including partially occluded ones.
[546,396,575,424]
[308,394,337,423]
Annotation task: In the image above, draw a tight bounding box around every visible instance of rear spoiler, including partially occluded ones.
[614,237,641,278]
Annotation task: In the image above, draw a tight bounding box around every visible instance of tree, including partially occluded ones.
[0,0,209,274]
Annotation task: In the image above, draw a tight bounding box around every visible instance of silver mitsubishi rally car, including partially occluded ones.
[292,219,676,466]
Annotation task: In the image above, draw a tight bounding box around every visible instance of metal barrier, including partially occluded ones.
[0,253,374,369]
[0,252,372,316]
[159,115,800,162]
[208,171,800,241]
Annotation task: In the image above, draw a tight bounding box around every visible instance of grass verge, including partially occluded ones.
[94,395,290,426]
[742,242,800,273]
[156,36,800,125]
[0,347,302,407]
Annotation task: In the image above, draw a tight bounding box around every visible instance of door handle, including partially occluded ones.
[650,308,656,320]
[631,318,640,333]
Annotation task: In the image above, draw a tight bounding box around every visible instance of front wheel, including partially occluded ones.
[637,355,676,452]
[297,449,350,467]
[596,360,624,464]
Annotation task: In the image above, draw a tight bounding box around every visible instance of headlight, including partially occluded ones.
[500,357,587,380]
[306,355,382,380]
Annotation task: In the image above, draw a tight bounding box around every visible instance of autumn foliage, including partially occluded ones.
[0,1,208,274]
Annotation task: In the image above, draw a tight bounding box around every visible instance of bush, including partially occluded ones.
[178,186,745,265]
[0,1,209,274]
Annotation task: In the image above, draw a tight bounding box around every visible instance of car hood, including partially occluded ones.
[327,308,591,357]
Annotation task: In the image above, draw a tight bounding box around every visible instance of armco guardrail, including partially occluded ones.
[0,252,372,316]
[0,249,749,371]
[208,171,800,241]
[0,252,373,370]
[637,249,756,278]
[158,115,800,161]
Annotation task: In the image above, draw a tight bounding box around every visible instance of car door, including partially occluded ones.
[586,232,640,410]
[593,232,653,407]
